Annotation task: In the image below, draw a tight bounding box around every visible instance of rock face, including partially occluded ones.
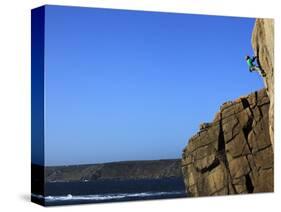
[181,89,273,196]
[252,18,274,147]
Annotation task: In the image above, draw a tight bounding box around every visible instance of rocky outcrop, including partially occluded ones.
[181,89,273,196]
[44,159,183,182]
[252,18,274,147]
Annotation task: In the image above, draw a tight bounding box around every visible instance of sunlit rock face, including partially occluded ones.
[252,18,274,147]
[182,89,273,196]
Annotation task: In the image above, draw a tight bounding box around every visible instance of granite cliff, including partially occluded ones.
[181,19,274,196]
[252,18,274,147]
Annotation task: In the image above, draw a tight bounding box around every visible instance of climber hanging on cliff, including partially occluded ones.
[245,55,266,77]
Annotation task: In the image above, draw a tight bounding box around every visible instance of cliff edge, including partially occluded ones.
[181,19,274,197]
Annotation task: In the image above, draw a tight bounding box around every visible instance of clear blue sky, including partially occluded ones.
[43,5,263,166]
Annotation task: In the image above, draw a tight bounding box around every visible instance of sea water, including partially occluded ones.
[32,177,187,206]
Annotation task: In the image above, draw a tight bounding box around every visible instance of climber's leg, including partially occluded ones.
[250,66,257,72]
[252,66,266,77]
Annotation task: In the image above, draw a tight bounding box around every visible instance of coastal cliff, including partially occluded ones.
[181,19,274,196]
[252,18,274,147]
[44,159,182,183]
[182,89,273,196]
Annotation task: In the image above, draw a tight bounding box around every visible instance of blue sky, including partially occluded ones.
[43,5,263,166]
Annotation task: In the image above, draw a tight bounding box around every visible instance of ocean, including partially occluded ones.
[32,177,187,206]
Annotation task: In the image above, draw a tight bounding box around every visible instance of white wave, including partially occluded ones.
[32,191,184,202]
[31,193,44,199]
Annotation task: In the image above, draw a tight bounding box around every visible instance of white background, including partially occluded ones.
[0,0,280,211]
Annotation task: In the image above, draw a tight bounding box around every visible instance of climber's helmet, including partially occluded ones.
[245,55,250,60]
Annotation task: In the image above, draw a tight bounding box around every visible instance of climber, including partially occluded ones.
[245,55,266,77]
